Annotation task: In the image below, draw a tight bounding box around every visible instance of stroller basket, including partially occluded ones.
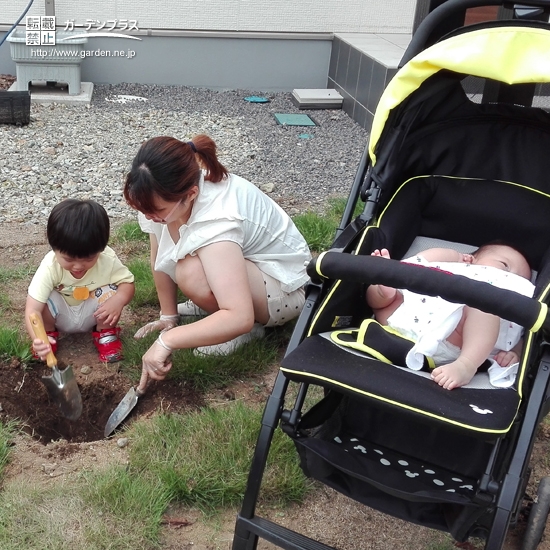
[0,91,30,125]
[297,431,477,502]
[292,392,486,533]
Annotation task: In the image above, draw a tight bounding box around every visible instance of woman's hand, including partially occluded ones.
[134,314,179,339]
[141,338,173,381]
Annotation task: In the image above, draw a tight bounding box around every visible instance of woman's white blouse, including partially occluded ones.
[138,173,311,292]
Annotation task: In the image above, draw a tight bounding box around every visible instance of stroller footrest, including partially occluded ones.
[281,334,520,436]
[235,515,337,550]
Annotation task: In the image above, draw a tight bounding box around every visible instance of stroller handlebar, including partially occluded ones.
[308,251,549,333]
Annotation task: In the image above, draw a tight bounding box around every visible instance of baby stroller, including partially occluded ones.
[232,0,550,549]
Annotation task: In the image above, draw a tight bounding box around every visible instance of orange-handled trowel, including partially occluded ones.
[29,312,83,421]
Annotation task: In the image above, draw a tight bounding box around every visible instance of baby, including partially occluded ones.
[366,243,533,390]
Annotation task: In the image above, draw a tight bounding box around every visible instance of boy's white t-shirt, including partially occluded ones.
[138,174,311,293]
[28,246,135,306]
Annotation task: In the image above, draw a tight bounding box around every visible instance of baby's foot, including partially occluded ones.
[431,357,478,390]
[372,248,391,259]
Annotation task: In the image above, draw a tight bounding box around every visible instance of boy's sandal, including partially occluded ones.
[92,327,123,363]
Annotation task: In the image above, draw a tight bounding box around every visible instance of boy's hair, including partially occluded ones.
[47,199,110,258]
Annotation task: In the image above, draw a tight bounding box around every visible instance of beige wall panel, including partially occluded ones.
[3,0,414,33]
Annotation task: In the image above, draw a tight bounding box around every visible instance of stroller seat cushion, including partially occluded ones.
[281,334,521,436]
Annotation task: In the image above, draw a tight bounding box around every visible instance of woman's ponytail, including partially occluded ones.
[191,134,229,183]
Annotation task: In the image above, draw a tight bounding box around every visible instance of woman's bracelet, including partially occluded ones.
[156,332,173,352]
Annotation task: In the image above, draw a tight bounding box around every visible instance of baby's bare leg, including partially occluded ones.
[366,249,403,323]
[431,308,500,390]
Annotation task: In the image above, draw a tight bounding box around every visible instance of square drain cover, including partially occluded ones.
[273,113,316,126]
[291,88,343,109]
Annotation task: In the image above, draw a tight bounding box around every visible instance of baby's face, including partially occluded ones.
[474,246,531,279]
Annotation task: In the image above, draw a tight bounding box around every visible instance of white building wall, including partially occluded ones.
[3,0,415,34]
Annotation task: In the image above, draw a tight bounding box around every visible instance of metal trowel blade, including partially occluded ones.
[42,365,83,421]
[104,386,141,437]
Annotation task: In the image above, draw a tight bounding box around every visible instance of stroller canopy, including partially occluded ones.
[369,24,550,165]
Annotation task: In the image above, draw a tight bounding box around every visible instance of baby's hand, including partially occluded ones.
[461,253,474,264]
[372,248,391,259]
[494,349,519,368]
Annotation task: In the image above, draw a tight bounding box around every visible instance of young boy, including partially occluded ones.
[25,199,135,363]
[366,243,534,390]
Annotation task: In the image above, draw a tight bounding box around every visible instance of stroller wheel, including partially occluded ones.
[522,476,550,550]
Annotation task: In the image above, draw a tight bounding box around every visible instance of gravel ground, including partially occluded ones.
[0,83,368,224]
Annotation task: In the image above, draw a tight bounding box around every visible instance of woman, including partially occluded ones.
[123,135,311,389]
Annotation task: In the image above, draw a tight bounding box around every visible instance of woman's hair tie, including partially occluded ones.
[187,141,197,153]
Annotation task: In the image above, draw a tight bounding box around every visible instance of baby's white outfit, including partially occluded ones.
[386,255,535,383]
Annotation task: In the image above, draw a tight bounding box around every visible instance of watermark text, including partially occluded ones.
[25,16,140,45]
[31,48,137,59]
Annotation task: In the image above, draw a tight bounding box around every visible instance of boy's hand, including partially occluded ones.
[32,336,55,361]
[94,297,124,327]
[371,248,391,259]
